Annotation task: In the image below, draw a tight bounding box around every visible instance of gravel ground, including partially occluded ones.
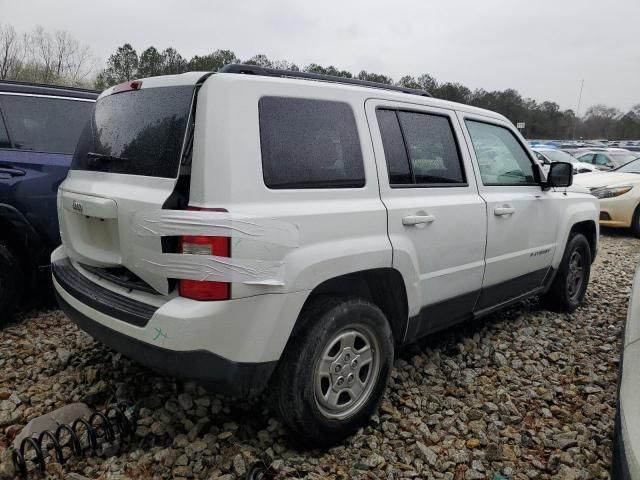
[0,231,638,480]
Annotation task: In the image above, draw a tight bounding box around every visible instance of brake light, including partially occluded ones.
[179,235,231,301]
[111,80,142,94]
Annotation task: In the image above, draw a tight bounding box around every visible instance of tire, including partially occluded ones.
[269,296,394,447]
[542,233,591,312]
[0,241,24,324]
[630,204,640,238]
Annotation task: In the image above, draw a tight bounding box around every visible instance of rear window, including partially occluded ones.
[259,97,365,189]
[0,95,93,154]
[72,86,193,178]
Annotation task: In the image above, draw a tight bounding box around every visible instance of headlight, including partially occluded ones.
[590,185,633,199]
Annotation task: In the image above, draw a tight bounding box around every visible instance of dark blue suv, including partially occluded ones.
[0,81,97,319]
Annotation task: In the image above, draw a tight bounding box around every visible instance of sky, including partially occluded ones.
[3,0,639,113]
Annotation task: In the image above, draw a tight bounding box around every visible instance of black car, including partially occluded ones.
[0,81,98,319]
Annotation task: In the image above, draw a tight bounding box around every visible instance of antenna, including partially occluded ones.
[572,79,584,140]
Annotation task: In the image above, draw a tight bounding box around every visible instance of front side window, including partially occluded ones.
[0,95,93,154]
[259,97,365,189]
[466,120,536,186]
[376,108,465,186]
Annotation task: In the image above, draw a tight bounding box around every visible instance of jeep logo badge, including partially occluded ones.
[72,200,83,213]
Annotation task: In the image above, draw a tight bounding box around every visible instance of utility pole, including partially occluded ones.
[572,79,584,140]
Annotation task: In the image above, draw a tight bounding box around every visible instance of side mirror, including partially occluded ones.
[547,161,573,188]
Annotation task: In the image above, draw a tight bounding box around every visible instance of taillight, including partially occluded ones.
[111,80,142,94]
[179,234,231,301]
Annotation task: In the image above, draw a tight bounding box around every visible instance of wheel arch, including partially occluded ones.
[569,219,597,263]
[293,268,409,346]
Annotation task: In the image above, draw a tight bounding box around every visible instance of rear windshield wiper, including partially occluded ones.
[87,152,128,162]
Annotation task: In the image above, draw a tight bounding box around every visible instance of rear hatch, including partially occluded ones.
[58,73,207,295]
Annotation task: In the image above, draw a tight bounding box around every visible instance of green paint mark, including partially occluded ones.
[153,327,168,341]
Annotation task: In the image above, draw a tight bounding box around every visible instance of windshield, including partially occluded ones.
[538,149,578,164]
[610,152,638,166]
[615,158,640,173]
[72,86,193,178]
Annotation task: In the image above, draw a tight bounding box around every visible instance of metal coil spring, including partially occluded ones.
[11,401,138,477]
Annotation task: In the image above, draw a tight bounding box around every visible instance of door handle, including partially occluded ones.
[402,214,435,226]
[494,206,515,216]
[0,166,26,177]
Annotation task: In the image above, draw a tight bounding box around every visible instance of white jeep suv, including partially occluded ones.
[52,65,599,445]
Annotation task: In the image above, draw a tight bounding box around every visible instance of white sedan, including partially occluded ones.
[573,158,640,236]
[532,148,598,174]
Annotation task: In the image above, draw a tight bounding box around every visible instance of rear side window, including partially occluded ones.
[259,97,365,189]
[72,86,193,178]
[0,95,93,154]
[376,108,465,186]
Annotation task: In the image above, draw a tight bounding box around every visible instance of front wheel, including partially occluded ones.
[542,233,591,312]
[269,296,394,447]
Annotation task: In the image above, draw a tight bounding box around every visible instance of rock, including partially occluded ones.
[365,452,386,468]
[56,348,72,365]
[493,352,508,367]
[233,454,246,476]
[178,393,194,411]
[465,469,485,480]
[485,443,502,462]
[0,460,16,480]
[415,441,437,466]
[13,403,91,448]
[466,438,481,449]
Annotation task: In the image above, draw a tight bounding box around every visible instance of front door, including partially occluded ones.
[459,114,560,311]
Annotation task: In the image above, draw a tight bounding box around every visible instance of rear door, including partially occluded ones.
[0,93,94,250]
[58,79,200,294]
[366,100,487,340]
[459,113,560,311]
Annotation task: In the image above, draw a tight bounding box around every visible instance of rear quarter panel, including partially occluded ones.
[189,74,393,299]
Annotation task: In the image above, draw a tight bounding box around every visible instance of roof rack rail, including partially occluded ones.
[218,64,431,98]
[0,79,99,94]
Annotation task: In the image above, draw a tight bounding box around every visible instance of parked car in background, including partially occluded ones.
[0,81,97,319]
[52,66,598,445]
[612,260,640,479]
[576,149,638,171]
[532,147,598,174]
[573,158,640,236]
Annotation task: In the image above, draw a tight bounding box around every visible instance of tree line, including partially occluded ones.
[1,23,639,140]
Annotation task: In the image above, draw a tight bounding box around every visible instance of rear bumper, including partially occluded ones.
[55,291,275,396]
[51,247,310,396]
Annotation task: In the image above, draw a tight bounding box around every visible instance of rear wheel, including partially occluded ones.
[0,241,24,324]
[269,296,393,447]
[542,233,591,312]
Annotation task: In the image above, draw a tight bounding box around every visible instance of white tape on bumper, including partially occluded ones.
[133,247,285,285]
[132,210,300,247]
[130,209,296,285]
